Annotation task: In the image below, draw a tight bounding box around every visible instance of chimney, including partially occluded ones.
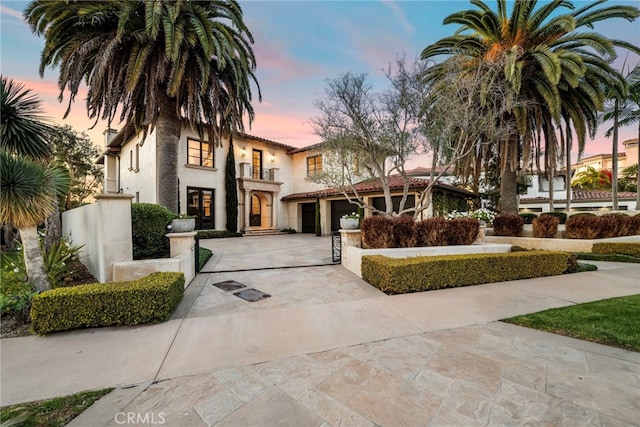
[103,128,119,148]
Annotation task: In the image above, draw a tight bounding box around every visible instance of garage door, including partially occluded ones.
[330,200,360,231]
[301,202,316,233]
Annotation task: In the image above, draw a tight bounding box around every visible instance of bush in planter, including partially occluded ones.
[131,203,176,259]
[542,211,567,224]
[392,215,416,248]
[361,215,395,248]
[630,216,640,235]
[361,251,569,294]
[446,217,479,245]
[533,215,559,238]
[565,214,603,239]
[416,217,448,247]
[600,214,632,237]
[492,214,524,237]
[519,213,537,224]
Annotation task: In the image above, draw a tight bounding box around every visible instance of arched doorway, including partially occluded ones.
[250,194,261,227]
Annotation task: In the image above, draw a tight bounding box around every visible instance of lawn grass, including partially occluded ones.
[503,294,640,352]
[0,388,113,426]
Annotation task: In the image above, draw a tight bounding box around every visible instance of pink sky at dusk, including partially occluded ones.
[1,0,639,162]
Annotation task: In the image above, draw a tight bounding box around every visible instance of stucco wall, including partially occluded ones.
[119,129,158,203]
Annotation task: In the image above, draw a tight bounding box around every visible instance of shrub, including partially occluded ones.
[600,214,632,237]
[416,218,448,247]
[492,214,524,237]
[446,217,479,245]
[592,242,640,258]
[0,274,33,321]
[131,203,176,259]
[198,247,213,270]
[565,215,604,239]
[197,230,242,239]
[361,251,569,294]
[564,252,579,274]
[361,215,395,248]
[30,272,184,335]
[519,213,537,224]
[533,215,559,238]
[541,211,567,224]
[630,216,640,235]
[392,216,416,248]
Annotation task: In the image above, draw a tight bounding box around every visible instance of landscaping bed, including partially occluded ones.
[362,251,570,294]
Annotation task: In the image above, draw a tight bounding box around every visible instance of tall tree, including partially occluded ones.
[225,134,238,232]
[26,0,260,213]
[0,77,57,292]
[603,65,640,210]
[422,0,640,214]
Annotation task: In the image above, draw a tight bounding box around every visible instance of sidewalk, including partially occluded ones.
[1,248,639,425]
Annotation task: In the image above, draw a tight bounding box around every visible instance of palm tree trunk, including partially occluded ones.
[612,99,619,211]
[636,122,640,211]
[156,90,180,213]
[500,165,518,214]
[44,205,61,252]
[565,131,571,212]
[21,225,50,292]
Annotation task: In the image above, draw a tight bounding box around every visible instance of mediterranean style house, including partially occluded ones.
[97,124,474,234]
[519,138,638,212]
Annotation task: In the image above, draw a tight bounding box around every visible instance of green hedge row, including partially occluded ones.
[592,242,640,258]
[31,272,184,335]
[197,230,242,239]
[362,251,569,294]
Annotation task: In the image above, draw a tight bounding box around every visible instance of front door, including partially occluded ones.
[250,194,261,227]
[187,187,214,229]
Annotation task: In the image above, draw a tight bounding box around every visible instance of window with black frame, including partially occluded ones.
[187,138,214,167]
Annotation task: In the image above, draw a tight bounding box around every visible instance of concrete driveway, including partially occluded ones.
[1,235,639,426]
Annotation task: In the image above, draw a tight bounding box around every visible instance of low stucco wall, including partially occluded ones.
[344,243,512,278]
[112,253,193,284]
[484,234,640,252]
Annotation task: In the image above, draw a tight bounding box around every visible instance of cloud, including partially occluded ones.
[378,0,415,35]
[249,110,319,147]
[253,38,325,83]
[0,4,23,20]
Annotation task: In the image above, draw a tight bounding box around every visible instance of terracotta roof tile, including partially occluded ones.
[521,189,638,203]
[281,175,475,201]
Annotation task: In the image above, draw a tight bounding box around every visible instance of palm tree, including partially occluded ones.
[0,152,58,292]
[25,0,260,213]
[422,0,640,214]
[603,65,640,210]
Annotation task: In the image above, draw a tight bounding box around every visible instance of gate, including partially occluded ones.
[331,231,341,263]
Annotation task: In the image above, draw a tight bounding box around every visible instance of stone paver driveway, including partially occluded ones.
[2,235,638,426]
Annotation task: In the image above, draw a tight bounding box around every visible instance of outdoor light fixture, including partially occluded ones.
[240,147,247,157]
[270,153,276,163]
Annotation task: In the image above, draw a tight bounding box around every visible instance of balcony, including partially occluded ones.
[238,163,282,192]
[250,167,275,181]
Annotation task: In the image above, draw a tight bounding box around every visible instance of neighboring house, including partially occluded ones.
[98,125,474,234]
[519,138,639,212]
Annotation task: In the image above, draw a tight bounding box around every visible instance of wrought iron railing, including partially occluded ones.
[250,167,274,181]
[332,231,341,263]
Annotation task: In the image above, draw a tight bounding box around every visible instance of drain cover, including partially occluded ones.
[234,288,271,302]
[212,280,246,291]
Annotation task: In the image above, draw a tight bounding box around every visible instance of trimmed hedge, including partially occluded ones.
[542,212,567,224]
[493,214,524,237]
[592,242,640,258]
[532,215,559,238]
[131,203,176,259]
[362,251,569,294]
[197,230,242,239]
[519,213,537,224]
[31,272,184,335]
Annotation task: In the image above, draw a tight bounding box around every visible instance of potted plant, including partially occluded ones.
[170,213,196,233]
[340,212,361,230]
